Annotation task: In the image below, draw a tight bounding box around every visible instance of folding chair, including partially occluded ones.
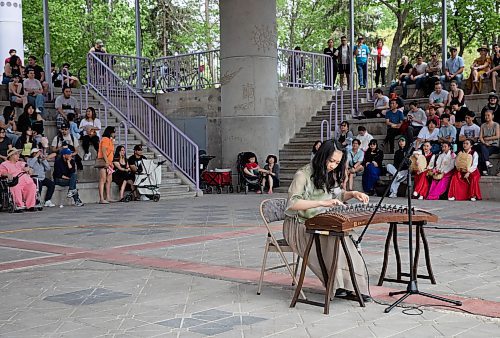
[257,198,305,299]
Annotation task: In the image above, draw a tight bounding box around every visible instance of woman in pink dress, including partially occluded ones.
[427,142,456,200]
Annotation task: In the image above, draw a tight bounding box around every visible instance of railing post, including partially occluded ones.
[197,53,202,90]
[170,130,175,171]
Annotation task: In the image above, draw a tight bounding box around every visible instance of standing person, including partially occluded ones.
[441,46,465,90]
[356,126,373,152]
[89,39,107,54]
[311,140,322,160]
[27,148,56,207]
[384,99,405,153]
[412,142,436,200]
[389,56,413,99]
[353,36,370,89]
[284,140,370,300]
[477,110,499,175]
[79,107,102,160]
[0,148,37,211]
[336,36,351,90]
[371,38,390,87]
[427,142,456,200]
[386,136,410,198]
[53,148,84,207]
[23,68,46,117]
[362,139,384,195]
[448,139,482,201]
[260,154,280,194]
[288,47,305,87]
[484,43,499,93]
[344,139,364,191]
[336,121,353,150]
[97,126,115,204]
[468,45,491,94]
[323,38,338,90]
[112,145,135,202]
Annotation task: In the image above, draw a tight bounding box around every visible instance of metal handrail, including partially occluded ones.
[86,52,200,190]
[320,120,330,142]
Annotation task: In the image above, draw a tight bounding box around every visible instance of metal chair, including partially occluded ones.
[257,198,305,299]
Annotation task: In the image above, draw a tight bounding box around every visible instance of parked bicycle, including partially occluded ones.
[155,63,211,92]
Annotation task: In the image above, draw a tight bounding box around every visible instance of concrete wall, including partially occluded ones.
[156,86,330,168]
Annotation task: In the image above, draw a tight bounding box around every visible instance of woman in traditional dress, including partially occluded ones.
[426,142,456,200]
[412,142,435,200]
[284,140,370,300]
[361,139,384,195]
[448,139,481,201]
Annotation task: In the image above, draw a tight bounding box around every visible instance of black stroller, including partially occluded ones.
[236,151,261,194]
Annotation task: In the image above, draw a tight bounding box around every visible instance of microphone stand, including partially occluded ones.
[355,145,462,312]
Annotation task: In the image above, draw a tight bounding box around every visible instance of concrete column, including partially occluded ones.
[0,0,24,64]
[219,0,279,170]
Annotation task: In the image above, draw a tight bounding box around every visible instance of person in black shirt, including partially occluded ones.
[389,56,413,99]
[323,38,338,90]
[362,139,384,195]
[127,144,147,181]
[53,148,83,206]
[479,94,500,124]
[386,136,409,198]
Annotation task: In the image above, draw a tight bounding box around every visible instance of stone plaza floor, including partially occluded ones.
[0,193,499,337]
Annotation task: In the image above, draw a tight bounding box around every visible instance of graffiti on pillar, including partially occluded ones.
[220,67,243,86]
[251,25,276,52]
[234,83,255,112]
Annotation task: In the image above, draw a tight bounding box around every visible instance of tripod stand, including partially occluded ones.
[356,146,462,313]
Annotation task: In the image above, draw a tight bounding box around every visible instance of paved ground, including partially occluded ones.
[0,193,499,337]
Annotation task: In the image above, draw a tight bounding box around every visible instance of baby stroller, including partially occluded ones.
[236,151,261,194]
[123,159,163,202]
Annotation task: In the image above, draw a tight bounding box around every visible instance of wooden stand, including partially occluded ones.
[290,229,365,315]
[378,222,436,286]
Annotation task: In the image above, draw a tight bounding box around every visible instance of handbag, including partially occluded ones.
[94,158,107,169]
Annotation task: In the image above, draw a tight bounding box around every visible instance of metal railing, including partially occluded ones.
[152,50,220,93]
[86,52,199,190]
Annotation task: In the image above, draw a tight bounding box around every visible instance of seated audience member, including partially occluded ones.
[384,99,405,153]
[243,152,264,194]
[1,106,19,145]
[16,104,44,134]
[448,139,481,201]
[424,52,442,96]
[51,63,61,87]
[441,46,464,90]
[484,43,499,93]
[15,126,37,160]
[386,136,409,198]
[459,111,481,150]
[356,126,373,152]
[389,56,412,99]
[410,54,428,98]
[79,107,102,160]
[416,120,440,154]
[362,139,384,195]
[53,148,84,206]
[426,105,441,127]
[0,148,38,211]
[468,45,491,94]
[407,101,427,141]
[261,154,280,194]
[23,68,46,117]
[27,148,55,207]
[480,94,500,124]
[26,55,49,93]
[128,144,147,184]
[363,89,389,118]
[112,145,135,201]
[57,63,80,88]
[437,114,457,150]
[2,55,22,85]
[67,113,81,140]
[51,123,82,170]
[429,82,449,115]
[337,121,353,150]
[55,87,80,130]
[4,49,17,66]
[446,80,465,106]
[412,143,436,199]
[477,110,499,175]
[8,74,26,106]
[311,140,322,160]
[0,128,13,163]
[427,142,456,200]
[344,139,364,191]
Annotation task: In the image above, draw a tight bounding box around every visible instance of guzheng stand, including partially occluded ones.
[378,221,436,286]
[290,228,365,315]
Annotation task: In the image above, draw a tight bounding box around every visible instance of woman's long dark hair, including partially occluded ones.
[21,103,37,120]
[18,126,33,146]
[311,139,346,191]
[85,107,96,120]
[114,145,125,160]
[311,140,322,154]
[102,126,115,138]
[3,106,14,122]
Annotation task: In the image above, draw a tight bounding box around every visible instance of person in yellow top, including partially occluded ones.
[468,45,491,94]
[97,126,115,203]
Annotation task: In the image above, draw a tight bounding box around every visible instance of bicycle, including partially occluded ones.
[156,64,211,92]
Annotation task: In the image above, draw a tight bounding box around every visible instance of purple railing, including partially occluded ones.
[86,52,200,190]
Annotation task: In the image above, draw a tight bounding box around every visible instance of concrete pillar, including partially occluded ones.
[0,0,24,64]
[219,0,279,170]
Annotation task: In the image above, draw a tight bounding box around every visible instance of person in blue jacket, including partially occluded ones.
[353,36,371,89]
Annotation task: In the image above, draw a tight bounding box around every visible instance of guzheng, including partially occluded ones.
[305,203,438,232]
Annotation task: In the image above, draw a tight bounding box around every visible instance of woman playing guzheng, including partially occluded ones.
[448,139,482,201]
[412,141,436,200]
[284,140,371,301]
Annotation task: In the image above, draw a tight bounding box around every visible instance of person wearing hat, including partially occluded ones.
[89,39,107,54]
[467,45,491,94]
[128,144,147,181]
[441,46,465,90]
[51,122,80,156]
[353,35,370,89]
[484,43,499,93]
[53,147,84,207]
[27,148,56,207]
[386,135,410,198]
[480,93,500,124]
[0,148,37,211]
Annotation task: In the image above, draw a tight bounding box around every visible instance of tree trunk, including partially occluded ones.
[387,16,405,82]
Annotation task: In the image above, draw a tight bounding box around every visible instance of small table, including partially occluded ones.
[290,229,365,315]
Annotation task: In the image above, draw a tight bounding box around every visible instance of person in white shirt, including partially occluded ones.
[407,101,427,141]
[458,111,480,150]
[410,55,428,98]
[23,69,46,117]
[427,142,456,200]
[356,126,373,152]
[370,38,390,87]
[429,82,449,114]
[416,120,440,153]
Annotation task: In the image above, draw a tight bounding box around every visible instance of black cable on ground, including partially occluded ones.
[425,225,500,234]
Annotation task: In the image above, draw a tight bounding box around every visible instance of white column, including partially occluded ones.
[0,0,24,63]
